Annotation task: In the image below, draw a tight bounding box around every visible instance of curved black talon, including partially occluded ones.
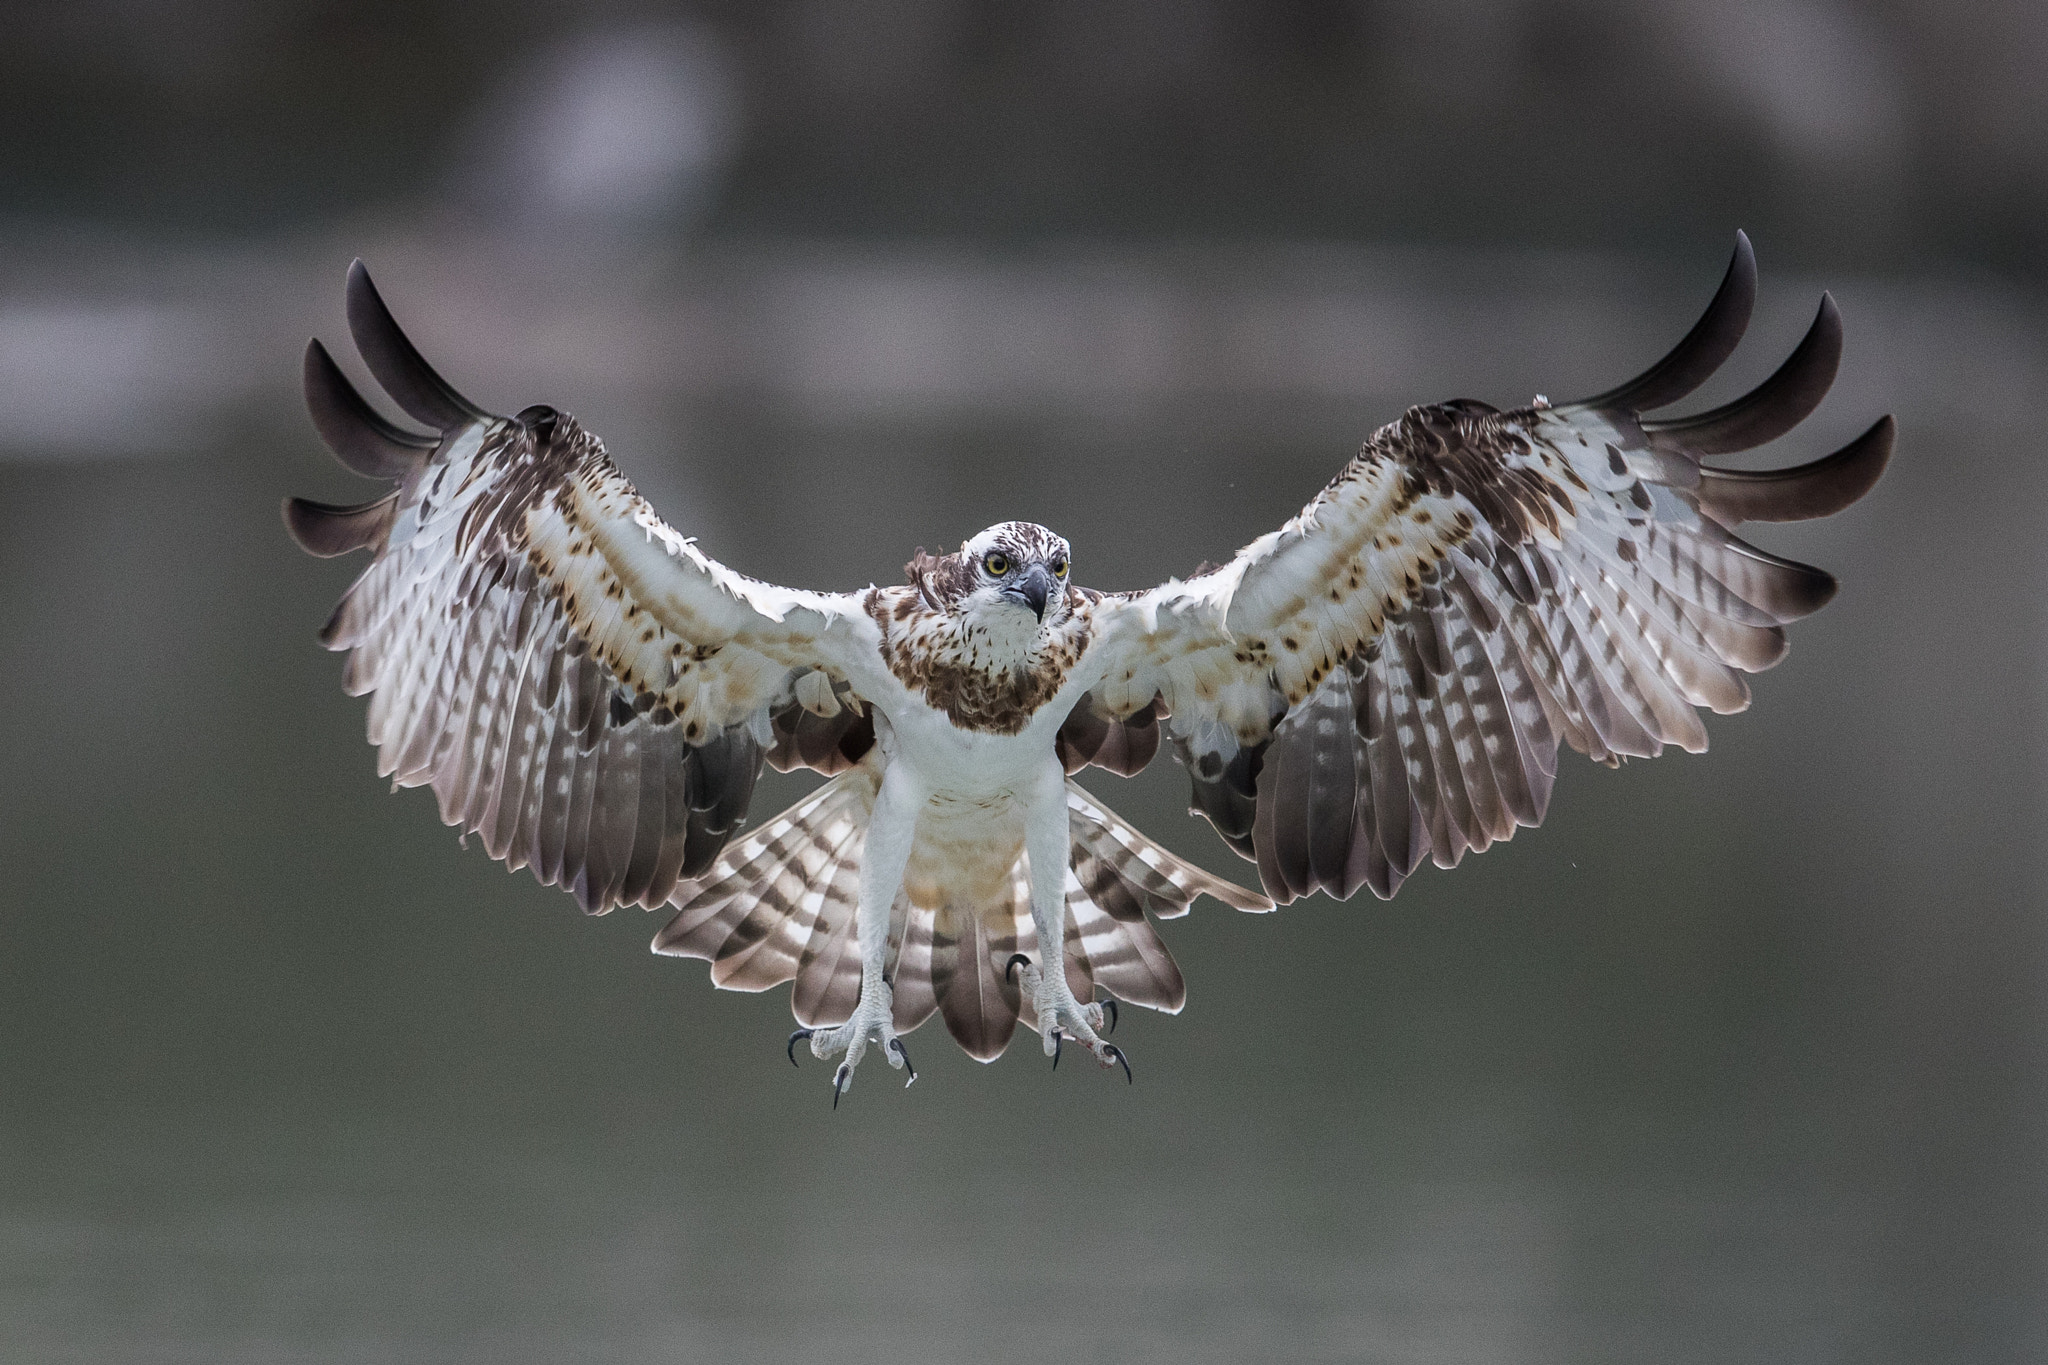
[787,1028,814,1067]
[1103,1043,1132,1085]
[890,1038,917,1087]
[1006,953,1031,984]
[832,1062,851,1110]
[1051,1027,1063,1069]
[1101,997,1119,1035]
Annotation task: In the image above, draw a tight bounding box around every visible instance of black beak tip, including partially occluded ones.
[1003,570,1054,622]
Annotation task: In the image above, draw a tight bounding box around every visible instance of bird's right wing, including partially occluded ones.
[286,263,883,913]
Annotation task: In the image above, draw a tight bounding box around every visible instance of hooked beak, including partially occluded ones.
[1001,565,1056,622]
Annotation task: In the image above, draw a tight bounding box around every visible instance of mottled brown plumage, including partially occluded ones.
[866,527,1095,734]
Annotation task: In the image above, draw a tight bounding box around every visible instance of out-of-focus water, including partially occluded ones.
[1,250,2042,1362]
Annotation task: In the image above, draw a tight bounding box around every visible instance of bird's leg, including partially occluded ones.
[790,762,924,1105]
[1014,759,1129,1080]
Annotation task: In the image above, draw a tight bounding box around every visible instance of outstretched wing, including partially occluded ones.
[1085,234,1891,903]
[286,262,882,913]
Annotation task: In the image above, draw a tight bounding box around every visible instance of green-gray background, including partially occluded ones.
[0,3,2041,1361]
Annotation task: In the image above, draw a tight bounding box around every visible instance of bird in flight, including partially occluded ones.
[286,235,1889,1104]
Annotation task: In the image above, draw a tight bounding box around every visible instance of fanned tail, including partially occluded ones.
[652,767,1270,1060]
[652,764,879,1010]
[1047,783,1272,1016]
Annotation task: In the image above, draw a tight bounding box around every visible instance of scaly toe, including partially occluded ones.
[808,1023,852,1062]
[801,991,903,1105]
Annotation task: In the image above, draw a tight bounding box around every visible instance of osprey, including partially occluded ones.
[286,236,1890,1103]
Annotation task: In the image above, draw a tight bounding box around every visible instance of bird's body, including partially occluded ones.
[287,237,1891,1100]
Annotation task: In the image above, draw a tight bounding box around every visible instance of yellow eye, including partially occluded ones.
[984,553,1009,576]
[1051,559,1068,578]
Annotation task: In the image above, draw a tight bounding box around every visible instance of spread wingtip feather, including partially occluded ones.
[283,492,398,558]
[302,338,437,480]
[1644,293,1843,455]
[343,260,493,431]
[1570,230,1757,415]
[1697,414,1894,526]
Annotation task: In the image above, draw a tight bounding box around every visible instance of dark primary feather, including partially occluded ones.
[343,260,490,429]
[301,338,437,480]
[1571,231,1757,413]
[1642,294,1843,456]
[283,493,397,558]
[1696,415,1895,526]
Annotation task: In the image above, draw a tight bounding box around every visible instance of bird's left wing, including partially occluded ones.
[1083,235,1891,903]
[286,263,881,912]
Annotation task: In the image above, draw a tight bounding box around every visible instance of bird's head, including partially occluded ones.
[907,520,1075,640]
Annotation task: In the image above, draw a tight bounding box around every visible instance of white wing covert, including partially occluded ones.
[1084,235,1891,903]
[286,263,880,913]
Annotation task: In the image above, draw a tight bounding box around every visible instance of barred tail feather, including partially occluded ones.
[925,898,1025,1061]
[652,765,878,1003]
[653,764,1268,1059]
[1049,783,1271,1016]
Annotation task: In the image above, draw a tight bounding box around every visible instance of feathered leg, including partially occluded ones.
[794,759,925,1104]
[1014,757,1129,1079]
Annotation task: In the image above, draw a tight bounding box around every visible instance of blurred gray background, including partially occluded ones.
[0,2,2042,1361]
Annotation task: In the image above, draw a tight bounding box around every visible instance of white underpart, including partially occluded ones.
[797,599,1123,1087]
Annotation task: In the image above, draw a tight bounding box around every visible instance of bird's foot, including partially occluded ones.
[1006,954,1131,1083]
[786,978,914,1108]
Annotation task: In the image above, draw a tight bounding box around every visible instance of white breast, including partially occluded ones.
[876,690,1070,796]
